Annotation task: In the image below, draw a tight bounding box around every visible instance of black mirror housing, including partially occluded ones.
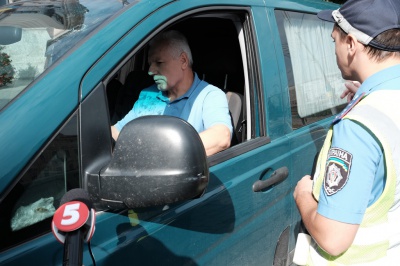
[98,116,209,209]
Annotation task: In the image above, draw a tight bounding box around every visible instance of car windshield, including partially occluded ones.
[0,0,131,110]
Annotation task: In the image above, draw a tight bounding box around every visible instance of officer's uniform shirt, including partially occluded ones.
[317,64,400,224]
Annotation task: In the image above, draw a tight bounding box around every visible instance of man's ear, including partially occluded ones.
[346,34,360,56]
[180,52,189,70]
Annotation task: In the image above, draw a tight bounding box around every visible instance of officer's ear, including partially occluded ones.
[346,34,359,56]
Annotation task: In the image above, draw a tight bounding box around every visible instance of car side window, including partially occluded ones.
[275,10,347,129]
[105,12,256,160]
[0,113,79,251]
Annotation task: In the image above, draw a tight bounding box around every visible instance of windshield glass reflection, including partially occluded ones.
[0,0,130,110]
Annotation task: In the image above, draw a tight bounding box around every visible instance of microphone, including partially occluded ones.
[52,189,96,266]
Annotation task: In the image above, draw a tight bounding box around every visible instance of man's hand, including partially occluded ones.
[111,126,119,140]
[340,81,361,102]
[293,175,313,201]
[294,175,359,256]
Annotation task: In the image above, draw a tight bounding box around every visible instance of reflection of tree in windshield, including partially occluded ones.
[0,46,14,87]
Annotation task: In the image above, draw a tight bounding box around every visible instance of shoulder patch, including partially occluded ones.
[324,148,353,196]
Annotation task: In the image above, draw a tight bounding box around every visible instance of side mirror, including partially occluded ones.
[97,116,209,209]
[0,26,22,45]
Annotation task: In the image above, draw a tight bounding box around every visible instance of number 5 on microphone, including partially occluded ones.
[53,201,90,232]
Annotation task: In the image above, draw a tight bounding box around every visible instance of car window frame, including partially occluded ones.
[86,6,270,167]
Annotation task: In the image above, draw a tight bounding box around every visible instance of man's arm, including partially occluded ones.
[111,125,120,140]
[294,175,359,256]
[199,124,231,156]
[112,123,230,156]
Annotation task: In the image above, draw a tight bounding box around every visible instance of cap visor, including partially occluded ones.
[317,9,335,22]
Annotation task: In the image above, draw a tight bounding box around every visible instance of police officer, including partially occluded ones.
[293,0,400,264]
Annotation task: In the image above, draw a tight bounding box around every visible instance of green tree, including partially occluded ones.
[0,46,15,88]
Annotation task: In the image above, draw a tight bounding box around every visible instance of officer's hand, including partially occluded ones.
[293,175,313,201]
[341,81,360,102]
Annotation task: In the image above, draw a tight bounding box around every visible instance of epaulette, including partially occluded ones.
[332,92,366,125]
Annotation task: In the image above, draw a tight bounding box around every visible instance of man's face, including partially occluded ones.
[331,26,352,80]
[148,42,184,91]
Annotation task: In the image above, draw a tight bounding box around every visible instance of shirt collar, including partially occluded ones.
[333,64,400,124]
[157,72,201,103]
[174,72,201,101]
[355,64,400,97]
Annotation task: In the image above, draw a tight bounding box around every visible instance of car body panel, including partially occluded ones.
[0,0,341,265]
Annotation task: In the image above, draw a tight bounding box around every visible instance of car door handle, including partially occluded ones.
[252,166,289,192]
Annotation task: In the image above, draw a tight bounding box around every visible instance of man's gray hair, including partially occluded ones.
[149,30,193,66]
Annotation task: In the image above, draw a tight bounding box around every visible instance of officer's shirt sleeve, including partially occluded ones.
[317,119,384,224]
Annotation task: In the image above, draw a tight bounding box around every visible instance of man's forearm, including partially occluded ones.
[294,187,359,256]
[199,124,231,156]
[295,189,318,235]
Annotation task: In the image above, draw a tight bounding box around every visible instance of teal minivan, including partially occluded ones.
[0,0,345,265]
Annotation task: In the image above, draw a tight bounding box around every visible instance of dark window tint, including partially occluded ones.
[0,114,79,251]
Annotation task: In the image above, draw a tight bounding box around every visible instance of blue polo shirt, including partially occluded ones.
[317,64,400,224]
[114,73,232,135]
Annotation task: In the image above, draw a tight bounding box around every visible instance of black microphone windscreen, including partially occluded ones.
[60,188,93,209]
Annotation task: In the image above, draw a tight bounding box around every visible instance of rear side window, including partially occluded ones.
[0,114,79,251]
[275,10,347,129]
